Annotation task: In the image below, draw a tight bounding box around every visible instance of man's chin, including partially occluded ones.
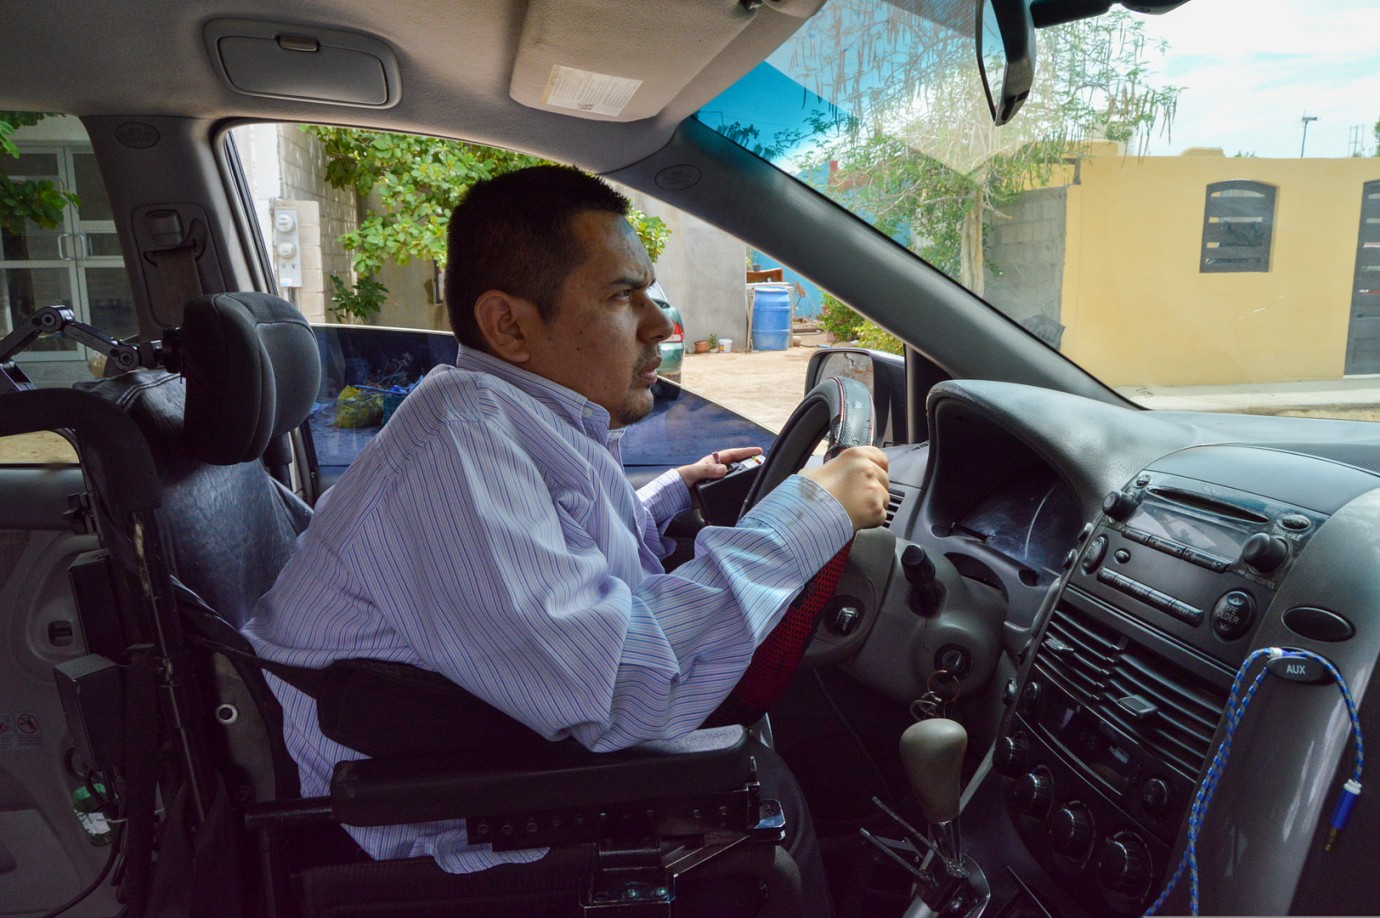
[612,390,655,428]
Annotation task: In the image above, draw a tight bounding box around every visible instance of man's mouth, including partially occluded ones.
[636,355,662,384]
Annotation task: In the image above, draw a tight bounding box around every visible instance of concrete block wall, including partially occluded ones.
[984,186,1068,348]
[618,184,750,348]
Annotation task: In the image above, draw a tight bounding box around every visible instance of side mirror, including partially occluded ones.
[977,0,1035,126]
[805,347,908,447]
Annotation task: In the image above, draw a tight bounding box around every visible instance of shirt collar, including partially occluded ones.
[455,344,615,444]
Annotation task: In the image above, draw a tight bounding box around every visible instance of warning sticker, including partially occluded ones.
[542,65,642,117]
[0,714,13,750]
[17,713,41,747]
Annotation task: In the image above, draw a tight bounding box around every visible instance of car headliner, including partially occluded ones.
[0,0,822,175]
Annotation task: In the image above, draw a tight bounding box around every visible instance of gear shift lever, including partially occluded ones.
[901,718,967,823]
[900,718,968,874]
[859,718,989,917]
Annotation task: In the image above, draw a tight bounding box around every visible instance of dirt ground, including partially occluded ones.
[677,346,820,433]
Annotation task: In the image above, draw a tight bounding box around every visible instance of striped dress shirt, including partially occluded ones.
[243,346,853,872]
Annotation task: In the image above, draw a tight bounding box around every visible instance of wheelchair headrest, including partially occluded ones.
[179,292,320,466]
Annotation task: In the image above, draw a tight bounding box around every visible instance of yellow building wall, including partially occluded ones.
[1058,153,1380,387]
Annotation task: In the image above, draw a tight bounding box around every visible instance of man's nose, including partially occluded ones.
[641,295,673,343]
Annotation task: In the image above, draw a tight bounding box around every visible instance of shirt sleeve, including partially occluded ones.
[354,418,853,754]
[636,469,691,527]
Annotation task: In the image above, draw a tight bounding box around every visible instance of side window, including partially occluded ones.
[1,113,132,465]
[1200,180,1276,273]
[227,123,819,483]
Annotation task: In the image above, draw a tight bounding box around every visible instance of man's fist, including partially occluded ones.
[801,446,890,532]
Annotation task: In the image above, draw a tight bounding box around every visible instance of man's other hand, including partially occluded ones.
[677,446,765,489]
[801,446,890,532]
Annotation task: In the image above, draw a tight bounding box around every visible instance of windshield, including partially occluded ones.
[698,0,1380,417]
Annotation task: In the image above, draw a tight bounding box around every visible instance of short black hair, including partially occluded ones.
[444,164,630,349]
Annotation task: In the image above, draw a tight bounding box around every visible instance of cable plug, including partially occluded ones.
[1325,779,1362,852]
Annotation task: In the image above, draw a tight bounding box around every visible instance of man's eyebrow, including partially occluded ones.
[604,274,653,291]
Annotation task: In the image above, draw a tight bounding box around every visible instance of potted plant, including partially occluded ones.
[693,337,711,354]
[706,333,720,352]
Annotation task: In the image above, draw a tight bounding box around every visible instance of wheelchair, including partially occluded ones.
[0,292,805,917]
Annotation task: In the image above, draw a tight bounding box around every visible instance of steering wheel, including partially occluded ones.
[704,375,875,727]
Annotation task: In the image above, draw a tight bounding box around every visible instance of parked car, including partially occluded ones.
[649,279,685,385]
[1,1,1378,917]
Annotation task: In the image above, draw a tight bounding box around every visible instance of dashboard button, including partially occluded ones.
[994,733,1028,776]
[1103,491,1137,521]
[1012,769,1053,819]
[1241,533,1289,573]
[1081,536,1109,573]
[1279,514,1311,531]
[1211,590,1255,640]
[1169,600,1204,626]
[1123,528,1151,546]
[1114,548,1131,564]
[1098,835,1153,898]
[1048,804,1095,859]
[1139,778,1170,816]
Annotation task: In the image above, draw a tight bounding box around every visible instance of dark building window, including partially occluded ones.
[1200,180,1276,273]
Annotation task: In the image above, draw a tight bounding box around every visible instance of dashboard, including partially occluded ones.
[832,379,1380,916]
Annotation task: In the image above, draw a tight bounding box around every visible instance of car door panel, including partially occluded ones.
[0,465,120,916]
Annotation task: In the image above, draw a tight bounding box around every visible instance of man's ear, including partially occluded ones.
[474,291,539,362]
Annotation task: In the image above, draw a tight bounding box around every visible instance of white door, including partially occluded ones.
[0,145,135,372]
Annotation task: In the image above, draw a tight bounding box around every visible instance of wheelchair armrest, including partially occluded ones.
[330,725,753,828]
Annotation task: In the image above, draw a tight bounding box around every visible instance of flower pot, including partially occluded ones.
[693,340,710,354]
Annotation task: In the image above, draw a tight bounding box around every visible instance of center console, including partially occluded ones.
[993,445,1376,914]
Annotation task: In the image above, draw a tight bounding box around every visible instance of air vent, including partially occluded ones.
[884,489,906,528]
[1032,605,1230,781]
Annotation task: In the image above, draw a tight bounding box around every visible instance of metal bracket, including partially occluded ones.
[580,798,787,915]
[0,306,171,395]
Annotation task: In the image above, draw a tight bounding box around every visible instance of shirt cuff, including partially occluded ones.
[737,474,854,579]
[637,469,692,525]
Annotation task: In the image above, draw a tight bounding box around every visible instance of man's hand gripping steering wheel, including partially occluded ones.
[704,376,889,727]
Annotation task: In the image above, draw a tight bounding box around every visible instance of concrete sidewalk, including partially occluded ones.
[681,345,1380,428]
[1119,377,1380,421]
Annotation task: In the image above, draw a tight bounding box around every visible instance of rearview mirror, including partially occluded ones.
[805,347,908,447]
[977,0,1035,126]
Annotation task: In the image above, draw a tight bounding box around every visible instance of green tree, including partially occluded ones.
[302,126,669,321]
[743,3,1177,345]
[0,112,80,234]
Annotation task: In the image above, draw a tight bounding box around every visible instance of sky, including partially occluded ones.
[1136,0,1380,158]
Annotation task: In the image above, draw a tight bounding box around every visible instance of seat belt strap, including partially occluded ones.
[146,244,203,329]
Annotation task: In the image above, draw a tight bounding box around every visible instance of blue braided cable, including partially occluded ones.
[1145,647,1364,917]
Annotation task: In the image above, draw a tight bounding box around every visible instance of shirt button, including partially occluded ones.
[582,406,593,418]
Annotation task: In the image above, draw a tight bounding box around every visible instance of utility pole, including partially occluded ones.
[1300,114,1319,157]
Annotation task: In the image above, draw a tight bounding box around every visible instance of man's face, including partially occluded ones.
[522,211,671,428]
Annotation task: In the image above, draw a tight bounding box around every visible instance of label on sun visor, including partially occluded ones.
[542,65,642,117]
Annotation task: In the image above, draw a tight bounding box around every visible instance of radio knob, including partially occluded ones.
[1241,533,1288,572]
[994,733,1028,776]
[1012,769,1053,819]
[1102,490,1137,522]
[1097,835,1153,898]
[1048,804,1095,858]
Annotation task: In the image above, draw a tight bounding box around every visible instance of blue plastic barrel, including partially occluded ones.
[751,284,792,351]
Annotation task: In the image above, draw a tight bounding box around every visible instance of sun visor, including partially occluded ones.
[509,0,759,122]
[205,19,401,108]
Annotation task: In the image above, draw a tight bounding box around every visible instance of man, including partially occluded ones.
[245,165,890,911]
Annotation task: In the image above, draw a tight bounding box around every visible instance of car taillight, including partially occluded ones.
[665,321,684,344]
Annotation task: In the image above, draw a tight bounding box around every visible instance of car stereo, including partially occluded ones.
[993,462,1334,914]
